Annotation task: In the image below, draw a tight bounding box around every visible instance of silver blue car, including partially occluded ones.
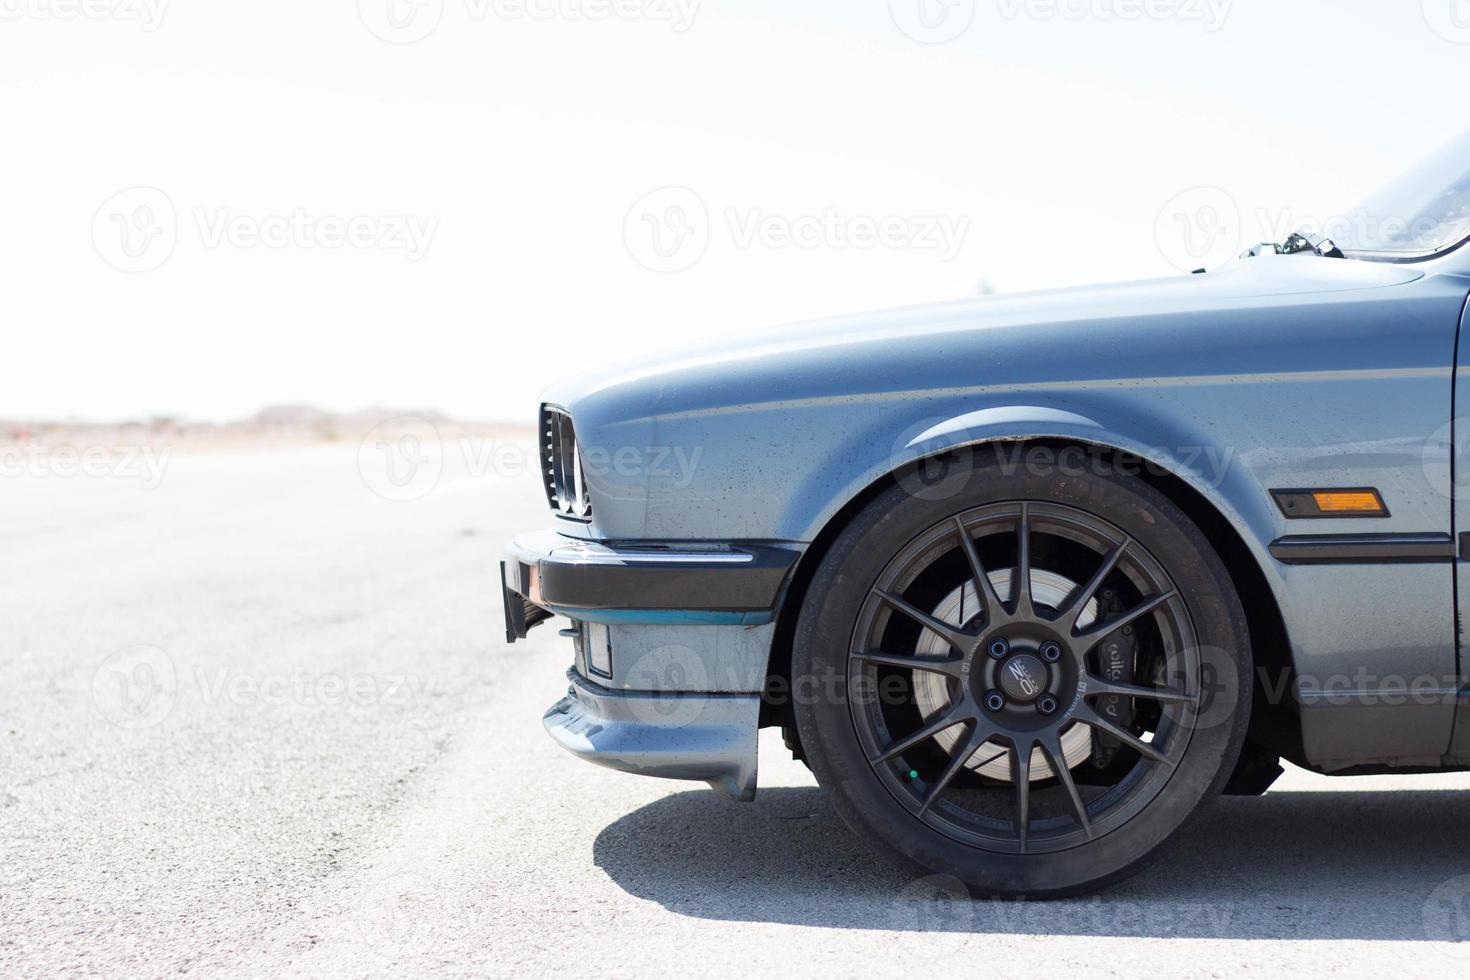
[502,131,1470,897]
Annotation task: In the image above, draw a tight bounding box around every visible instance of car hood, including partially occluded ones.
[545,255,1425,427]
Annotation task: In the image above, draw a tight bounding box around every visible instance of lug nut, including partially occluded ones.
[984,690,1007,712]
[1037,694,1059,716]
[1039,641,1062,663]
[987,637,1010,659]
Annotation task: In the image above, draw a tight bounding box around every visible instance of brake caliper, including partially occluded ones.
[1090,589,1137,770]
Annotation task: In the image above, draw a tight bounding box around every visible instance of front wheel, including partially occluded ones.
[792,449,1250,897]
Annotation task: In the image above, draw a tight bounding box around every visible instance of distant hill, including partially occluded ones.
[2,405,529,447]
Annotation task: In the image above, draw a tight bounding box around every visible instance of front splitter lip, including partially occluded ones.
[542,669,760,801]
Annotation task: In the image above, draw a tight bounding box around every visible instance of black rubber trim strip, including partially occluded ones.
[1269,533,1455,565]
[537,548,796,611]
[1271,488,1389,519]
[531,546,798,612]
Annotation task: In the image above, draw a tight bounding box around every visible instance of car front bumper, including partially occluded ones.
[501,528,799,800]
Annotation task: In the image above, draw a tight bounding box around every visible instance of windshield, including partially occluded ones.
[1331,129,1470,258]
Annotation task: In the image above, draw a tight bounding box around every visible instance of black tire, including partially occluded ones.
[792,447,1251,898]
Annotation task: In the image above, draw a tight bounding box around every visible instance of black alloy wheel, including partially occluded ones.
[792,448,1250,897]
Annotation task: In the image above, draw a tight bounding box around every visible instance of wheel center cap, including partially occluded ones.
[998,653,1048,704]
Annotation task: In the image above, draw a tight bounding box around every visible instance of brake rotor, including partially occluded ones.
[913,569,1099,782]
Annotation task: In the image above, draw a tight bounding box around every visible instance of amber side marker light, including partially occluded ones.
[1272,489,1389,519]
[1313,491,1384,513]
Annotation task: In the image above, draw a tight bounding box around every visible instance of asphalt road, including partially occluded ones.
[4,442,1470,977]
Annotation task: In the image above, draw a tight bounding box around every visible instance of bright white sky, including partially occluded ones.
[1,0,1464,423]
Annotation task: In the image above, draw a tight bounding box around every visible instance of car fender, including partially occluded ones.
[783,400,1283,584]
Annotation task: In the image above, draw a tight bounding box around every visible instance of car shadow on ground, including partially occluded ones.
[594,786,1470,940]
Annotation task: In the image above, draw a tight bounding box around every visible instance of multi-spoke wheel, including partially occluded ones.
[792,449,1249,897]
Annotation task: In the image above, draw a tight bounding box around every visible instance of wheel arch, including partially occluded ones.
[762,436,1301,766]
